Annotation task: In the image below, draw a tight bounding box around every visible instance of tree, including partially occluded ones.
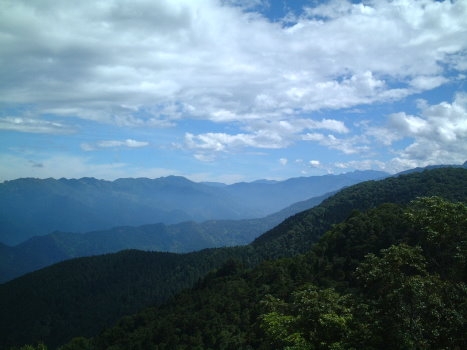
[57,337,93,350]
[354,243,467,349]
[406,196,467,281]
[260,284,353,349]
[11,344,48,350]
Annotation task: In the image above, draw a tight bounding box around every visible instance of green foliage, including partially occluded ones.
[261,285,353,349]
[253,167,467,258]
[354,243,467,349]
[9,343,48,350]
[406,196,467,281]
[306,203,409,287]
[3,168,467,349]
[93,263,266,350]
[57,337,93,350]
[65,194,466,350]
[260,197,467,349]
[0,247,259,349]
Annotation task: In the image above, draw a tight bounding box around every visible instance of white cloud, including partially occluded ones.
[302,132,369,155]
[409,76,449,90]
[332,159,387,171]
[183,116,350,159]
[0,117,75,134]
[0,153,177,182]
[81,139,149,151]
[185,130,285,154]
[99,139,149,148]
[1,0,465,129]
[1,0,466,179]
[80,143,95,152]
[279,158,288,165]
[371,93,467,168]
[388,113,430,137]
[309,160,320,167]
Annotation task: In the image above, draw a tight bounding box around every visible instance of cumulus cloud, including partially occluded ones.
[371,93,467,168]
[1,0,466,179]
[302,132,369,155]
[184,130,283,155]
[183,117,349,159]
[1,0,465,128]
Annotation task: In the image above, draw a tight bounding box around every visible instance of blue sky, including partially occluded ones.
[0,0,466,183]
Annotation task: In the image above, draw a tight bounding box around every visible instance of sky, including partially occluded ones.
[0,0,466,183]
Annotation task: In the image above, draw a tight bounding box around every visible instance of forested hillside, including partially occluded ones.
[0,193,329,283]
[0,246,264,349]
[252,166,467,258]
[76,196,466,350]
[2,167,467,349]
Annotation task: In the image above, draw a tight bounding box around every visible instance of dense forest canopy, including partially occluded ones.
[13,195,465,350]
[2,168,467,349]
[73,197,467,350]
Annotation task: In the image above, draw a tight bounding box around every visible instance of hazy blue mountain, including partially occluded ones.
[0,171,387,245]
[222,170,387,213]
[0,193,331,283]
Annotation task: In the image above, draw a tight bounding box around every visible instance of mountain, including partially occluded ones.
[251,166,467,258]
[0,171,387,245]
[0,193,330,283]
[394,161,467,175]
[0,176,246,245]
[0,167,465,349]
[86,196,467,350]
[222,170,387,214]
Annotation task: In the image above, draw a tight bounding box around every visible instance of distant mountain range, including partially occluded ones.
[0,170,387,245]
[0,193,331,283]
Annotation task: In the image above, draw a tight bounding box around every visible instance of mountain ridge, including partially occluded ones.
[0,170,388,245]
[0,193,331,283]
[1,167,466,349]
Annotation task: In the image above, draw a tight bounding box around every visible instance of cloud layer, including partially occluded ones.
[385,93,467,169]
[0,0,466,180]
[2,0,465,123]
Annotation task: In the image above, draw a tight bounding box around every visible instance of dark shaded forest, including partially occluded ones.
[84,196,466,350]
[2,168,467,349]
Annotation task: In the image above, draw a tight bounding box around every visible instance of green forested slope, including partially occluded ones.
[252,167,467,258]
[2,167,467,349]
[0,246,261,349]
[65,196,467,350]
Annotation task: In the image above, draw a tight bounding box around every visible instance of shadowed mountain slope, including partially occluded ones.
[1,167,466,349]
[0,194,330,283]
